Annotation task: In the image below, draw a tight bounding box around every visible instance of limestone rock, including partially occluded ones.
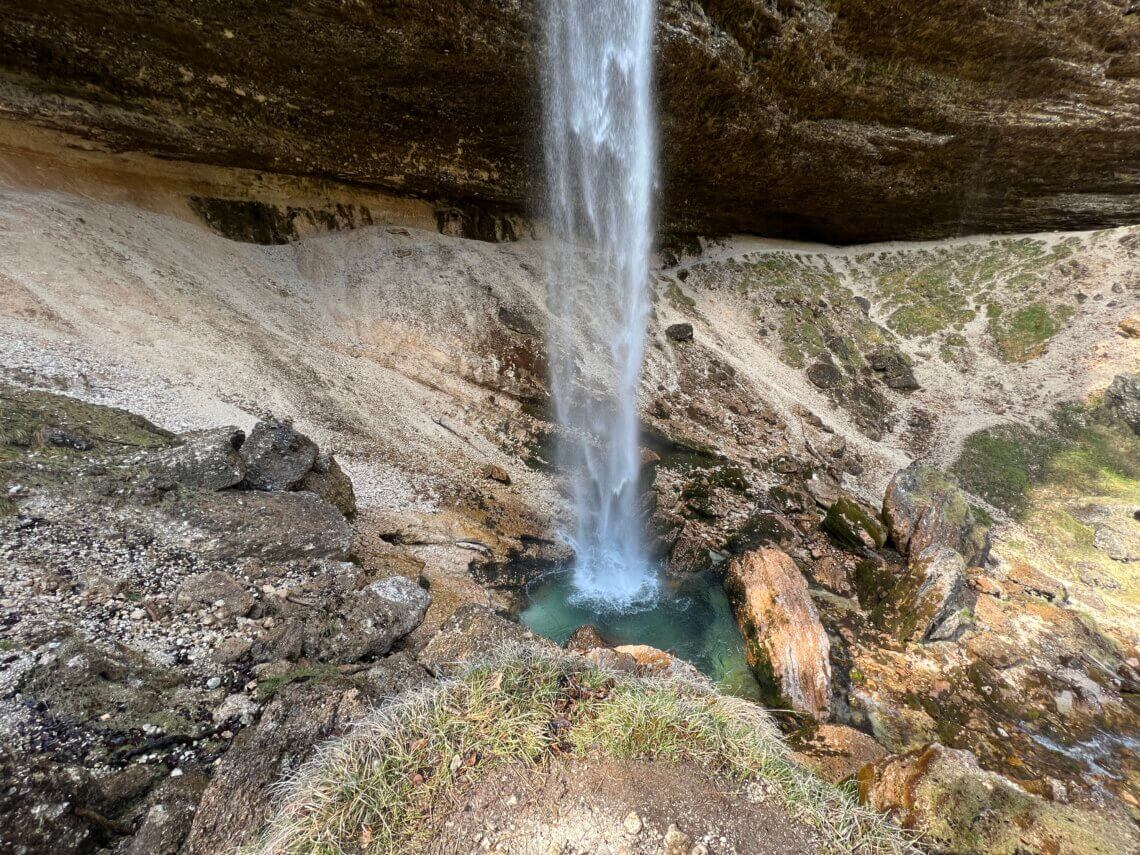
[163,490,353,562]
[868,347,919,391]
[882,462,990,566]
[174,571,253,618]
[566,624,610,653]
[479,462,512,485]
[612,644,706,683]
[0,756,104,855]
[418,604,553,676]
[125,772,210,855]
[239,419,319,491]
[900,547,970,642]
[183,681,372,855]
[305,576,430,663]
[859,744,1140,855]
[1105,372,1140,435]
[297,452,356,516]
[5,3,1138,241]
[143,427,245,490]
[725,548,832,719]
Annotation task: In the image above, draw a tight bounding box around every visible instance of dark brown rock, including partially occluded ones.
[239,419,318,492]
[297,452,356,517]
[665,322,694,342]
[143,427,245,491]
[3,2,1137,241]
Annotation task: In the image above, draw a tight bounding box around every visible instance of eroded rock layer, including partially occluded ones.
[1,0,1139,241]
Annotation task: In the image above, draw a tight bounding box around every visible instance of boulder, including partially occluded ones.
[163,490,353,562]
[566,624,610,653]
[822,496,886,550]
[859,744,1140,855]
[479,462,512,485]
[882,463,990,566]
[143,427,245,490]
[7,2,1139,243]
[296,452,356,516]
[183,681,372,855]
[893,547,970,643]
[418,604,553,676]
[239,419,319,491]
[1105,372,1140,435]
[304,576,431,663]
[806,361,843,390]
[125,772,210,855]
[868,347,919,391]
[612,644,706,683]
[725,548,832,719]
[665,322,694,342]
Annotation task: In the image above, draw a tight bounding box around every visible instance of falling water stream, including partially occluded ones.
[540,0,657,609]
[525,1,758,696]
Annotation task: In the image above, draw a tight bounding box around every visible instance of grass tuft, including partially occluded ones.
[251,646,917,854]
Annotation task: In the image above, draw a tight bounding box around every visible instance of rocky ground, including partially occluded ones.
[1,150,1138,853]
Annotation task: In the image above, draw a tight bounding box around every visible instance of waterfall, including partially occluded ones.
[540,0,658,609]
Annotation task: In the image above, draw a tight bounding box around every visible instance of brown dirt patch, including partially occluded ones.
[425,757,821,855]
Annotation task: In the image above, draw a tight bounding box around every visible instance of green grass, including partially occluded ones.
[953,405,1140,610]
[988,302,1072,362]
[253,648,917,854]
[954,406,1140,517]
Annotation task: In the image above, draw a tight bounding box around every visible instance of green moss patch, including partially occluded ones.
[988,302,1073,362]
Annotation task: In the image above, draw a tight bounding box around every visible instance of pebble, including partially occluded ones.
[623,811,643,835]
[206,676,222,689]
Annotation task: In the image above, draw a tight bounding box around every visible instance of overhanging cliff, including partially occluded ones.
[1,0,1138,242]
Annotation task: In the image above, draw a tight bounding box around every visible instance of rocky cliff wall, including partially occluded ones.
[1,0,1138,242]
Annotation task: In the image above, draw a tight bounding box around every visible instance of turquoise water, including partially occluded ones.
[519,571,761,699]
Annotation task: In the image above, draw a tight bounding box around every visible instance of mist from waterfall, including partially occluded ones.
[540,0,657,609]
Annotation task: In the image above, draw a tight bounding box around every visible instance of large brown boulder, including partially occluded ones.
[1,2,1138,242]
[859,744,1140,855]
[882,462,990,566]
[725,548,832,720]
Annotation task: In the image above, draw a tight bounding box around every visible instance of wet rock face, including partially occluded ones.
[725,548,832,719]
[2,2,1138,241]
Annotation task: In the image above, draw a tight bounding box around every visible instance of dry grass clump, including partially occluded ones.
[253,647,918,855]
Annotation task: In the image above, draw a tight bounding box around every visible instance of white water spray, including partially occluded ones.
[541,0,657,609]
